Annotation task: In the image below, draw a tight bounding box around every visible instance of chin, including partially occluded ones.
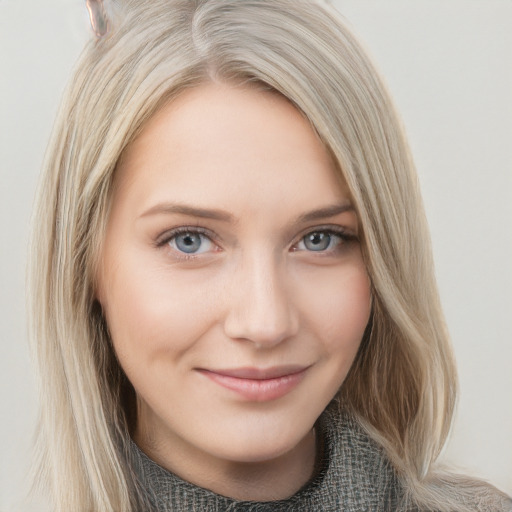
[205,423,314,465]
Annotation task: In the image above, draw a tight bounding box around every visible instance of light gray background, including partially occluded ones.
[1,1,511,510]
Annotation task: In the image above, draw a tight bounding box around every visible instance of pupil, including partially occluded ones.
[176,233,201,253]
[305,232,330,251]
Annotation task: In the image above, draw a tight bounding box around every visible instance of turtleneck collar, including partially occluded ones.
[129,399,406,511]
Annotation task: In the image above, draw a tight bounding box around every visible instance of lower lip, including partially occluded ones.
[198,369,307,402]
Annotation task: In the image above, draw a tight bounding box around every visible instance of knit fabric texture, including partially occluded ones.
[129,399,417,511]
[129,399,512,512]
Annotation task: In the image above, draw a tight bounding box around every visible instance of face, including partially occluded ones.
[97,83,371,475]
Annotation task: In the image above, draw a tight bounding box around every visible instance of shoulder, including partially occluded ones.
[322,400,512,512]
[424,473,512,512]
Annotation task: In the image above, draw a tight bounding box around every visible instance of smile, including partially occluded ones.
[196,366,309,402]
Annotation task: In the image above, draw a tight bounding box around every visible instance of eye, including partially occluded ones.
[164,229,215,255]
[293,228,352,253]
[301,232,333,251]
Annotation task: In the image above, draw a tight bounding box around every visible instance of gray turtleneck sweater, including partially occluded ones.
[129,400,512,511]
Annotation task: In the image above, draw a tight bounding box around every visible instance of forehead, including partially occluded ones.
[113,82,350,218]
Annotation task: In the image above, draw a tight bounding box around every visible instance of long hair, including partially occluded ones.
[28,1,495,510]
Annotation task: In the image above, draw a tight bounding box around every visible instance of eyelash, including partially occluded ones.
[155,225,356,259]
[291,226,356,254]
[155,226,216,257]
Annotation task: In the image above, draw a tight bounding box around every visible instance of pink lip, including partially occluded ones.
[197,365,309,402]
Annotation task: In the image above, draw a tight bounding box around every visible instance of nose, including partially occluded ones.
[223,253,299,348]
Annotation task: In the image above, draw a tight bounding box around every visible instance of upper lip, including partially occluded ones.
[197,365,310,380]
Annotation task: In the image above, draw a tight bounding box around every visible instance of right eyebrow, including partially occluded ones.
[139,202,234,223]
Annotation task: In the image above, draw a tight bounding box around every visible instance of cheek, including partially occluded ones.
[298,262,371,353]
[100,252,219,367]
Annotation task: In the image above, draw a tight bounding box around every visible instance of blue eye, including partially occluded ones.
[295,230,348,252]
[168,231,214,254]
[303,232,332,251]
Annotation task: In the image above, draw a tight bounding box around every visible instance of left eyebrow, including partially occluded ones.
[294,203,355,224]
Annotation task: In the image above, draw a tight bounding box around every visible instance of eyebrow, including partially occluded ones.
[295,203,354,224]
[140,203,234,222]
[139,201,354,224]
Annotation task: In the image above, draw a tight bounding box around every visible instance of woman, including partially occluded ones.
[28,0,511,511]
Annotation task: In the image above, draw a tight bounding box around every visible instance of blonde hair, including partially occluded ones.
[28,1,503,510]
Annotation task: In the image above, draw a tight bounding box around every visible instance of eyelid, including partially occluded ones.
[292,224,356,242]
[155,226,219,248]
[153,223,356,254]
[290,224,357,252]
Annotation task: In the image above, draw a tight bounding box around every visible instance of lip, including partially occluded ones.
[197,365,309,402]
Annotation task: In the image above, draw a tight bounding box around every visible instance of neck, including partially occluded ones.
[134,422,317,501]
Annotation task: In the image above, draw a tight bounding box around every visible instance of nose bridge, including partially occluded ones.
[223,248,298,347]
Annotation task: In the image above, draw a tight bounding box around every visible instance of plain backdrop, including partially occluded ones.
[1,1,511,510]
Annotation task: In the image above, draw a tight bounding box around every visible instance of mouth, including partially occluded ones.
[196,365,310,402]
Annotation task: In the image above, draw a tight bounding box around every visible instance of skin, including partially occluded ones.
[97,83,371,501]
